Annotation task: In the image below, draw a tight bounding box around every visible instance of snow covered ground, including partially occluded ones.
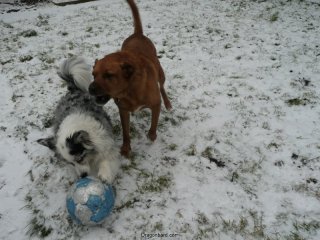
[1,0,320,239]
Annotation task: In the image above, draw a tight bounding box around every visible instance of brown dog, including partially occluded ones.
[89,0,172,157]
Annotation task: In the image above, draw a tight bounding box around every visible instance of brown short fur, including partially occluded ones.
[89,0,172,157]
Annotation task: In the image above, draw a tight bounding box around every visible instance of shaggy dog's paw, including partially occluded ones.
[80,172,88,178]
[98,168,115,184]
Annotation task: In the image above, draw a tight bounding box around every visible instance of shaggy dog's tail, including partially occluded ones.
[58,56,92,92]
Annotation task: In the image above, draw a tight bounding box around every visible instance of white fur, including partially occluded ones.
[56,112,120,183]
[58,56,93,92]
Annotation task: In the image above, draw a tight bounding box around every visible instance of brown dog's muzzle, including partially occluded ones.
[89,82,111,105]
[88,82,99,96]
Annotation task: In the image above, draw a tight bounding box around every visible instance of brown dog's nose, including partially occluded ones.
[88,83,97,95]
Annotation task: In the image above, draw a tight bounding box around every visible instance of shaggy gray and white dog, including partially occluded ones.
[37,56,118,184]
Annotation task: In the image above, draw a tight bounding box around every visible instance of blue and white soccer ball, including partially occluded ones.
[66,177,115,225]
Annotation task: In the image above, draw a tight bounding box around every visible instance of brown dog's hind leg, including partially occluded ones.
[160,88,172,110]
[148,104,161,141]
[159,67,172,110]
[119,109,131,157]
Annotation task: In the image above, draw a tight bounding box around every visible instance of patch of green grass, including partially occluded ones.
[67,41,74,50]
[293,182,320,199]
[262,121,270,130]
[24,192,52,238]
[42,115,53,128]
[194,227,216,239]
[231,171,239,182]
[120,157,138,172]
[179,223,192,234]
[284,232,306,240]
[112,121,140,139]
[1,59,13,65]
[25,193,32,203]
[293,220,320,233]
[19,55,33,62]
[161,156,177,166]
[86,26,93,32]
[20,29,38,38]
[221,212,266,238]
[270,12,279,22]
[206,27,214,34]
[177,113,189,122]
[267,142,280,150]
[186,144,197,156]
[14,125,29,141]
[129,125,141,139]
[274,160,285,167]
[196,212,209,225]
[173,74,184,79]
[168,144,177,151]
[11,94,23,102]
[194,212,219,239]
[38,53,55,64]
[114,198,139,212]
[1,21,13,28]
[286,98,309,106]
[224,43,232,49]
[240,159,263,176]
[162,115,178,126]
[162,40,168,46]
[201,146,213,159]
[36,14,49,27]
[138,173,172,193]
[153,221,164,231]
[158,111,188,130]
[249,211,266,238]
[27,217,52,238]
[112,122,121,136]
[135,110,150,119]
[222,217,248,234]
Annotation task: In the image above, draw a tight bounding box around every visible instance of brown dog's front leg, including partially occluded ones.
[119,109,131,157]
[148,104,161,141]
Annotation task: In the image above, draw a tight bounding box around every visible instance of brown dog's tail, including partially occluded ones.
[126,0,143,35]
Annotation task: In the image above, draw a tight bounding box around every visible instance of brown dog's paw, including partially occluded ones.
[164,101,172,111]
[120,144,131,158]
[147,131,157,142]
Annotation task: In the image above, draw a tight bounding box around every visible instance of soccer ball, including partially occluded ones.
[66,176,115,225]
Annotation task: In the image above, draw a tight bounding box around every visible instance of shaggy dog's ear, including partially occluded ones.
[72,130,94,149]
[37,137,56,150]
[121,62,134,79]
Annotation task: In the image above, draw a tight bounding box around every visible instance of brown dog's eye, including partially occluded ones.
[103,73,113,80]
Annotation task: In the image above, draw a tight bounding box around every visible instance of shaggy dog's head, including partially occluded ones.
[37,130,95,165]
[37,112,107,170]
[60,130,95,164]
[38,112,119,183]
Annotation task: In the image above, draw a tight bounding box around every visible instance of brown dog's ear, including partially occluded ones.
[93,59,98,68]
[121,62,134,79]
